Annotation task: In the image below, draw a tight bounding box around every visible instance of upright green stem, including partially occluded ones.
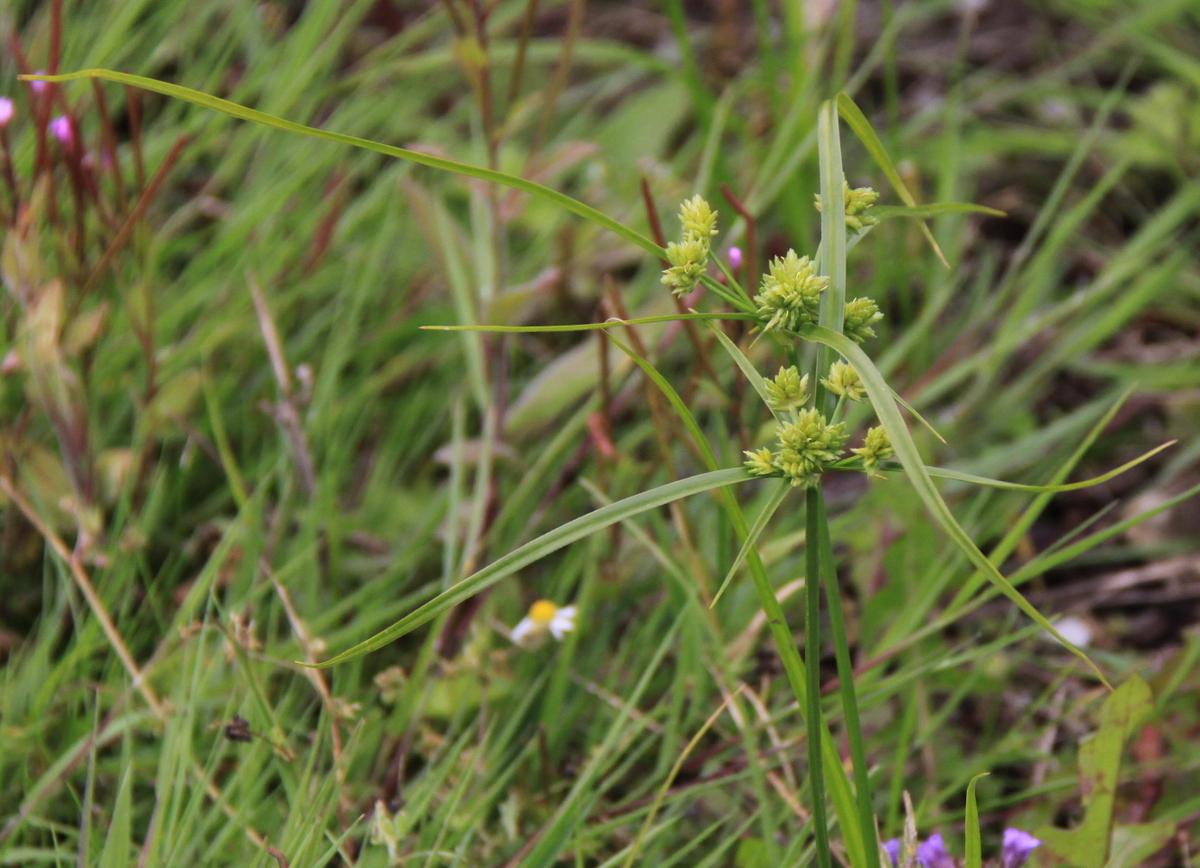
[805,488,833,868]
[817,490,880,865]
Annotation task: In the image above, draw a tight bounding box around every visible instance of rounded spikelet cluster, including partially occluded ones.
[765,366,810,414]
[662,195,717,296]
[822,361,866,403]
[815,181,880,233]
[754,250,828,334]
[775,409,849,487]
[843,297,883,344]
[852,425,894,475]
[744,409,848,488]
[679,195,718,240]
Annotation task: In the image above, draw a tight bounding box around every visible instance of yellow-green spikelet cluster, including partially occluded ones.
[662,196,718,296]
[821,361,866,403]
[753,250,828,334]
[852,425,894,475]
[764,366,809,414]
[745,408,848,488]
[815,181,880,233]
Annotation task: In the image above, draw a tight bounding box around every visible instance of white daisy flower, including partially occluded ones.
[511,600,577,646]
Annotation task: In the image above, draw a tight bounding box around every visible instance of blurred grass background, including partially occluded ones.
[1,0,1198,865]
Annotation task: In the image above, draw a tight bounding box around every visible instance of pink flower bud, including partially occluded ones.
[0,97,13,126]
[29,72,47,95]
[50,115,73,145]
[728,246,743,271]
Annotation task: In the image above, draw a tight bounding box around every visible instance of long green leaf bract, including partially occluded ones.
[795,324,1112,688]
[836,92,949,267]
[25,69,666,260]
[313,468,749,666]
[872,203,1006,219]
[905,442,1174,492]
[421,312,754,332]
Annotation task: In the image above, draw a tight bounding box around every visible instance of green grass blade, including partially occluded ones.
[964,773,988,868]
[422,312,753,333]
[603,332,721,472]
[795,324,1111,688]
[711,482,791,607]
[314,468,750,666]
[705,321,785,423]
[27,69,665,258]
[904,442,1174,492]
[835,92,949,267]
[872,204,1005,219]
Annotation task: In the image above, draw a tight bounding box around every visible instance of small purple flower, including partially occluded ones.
[728,246,744,271]
[29,72,47,95]
[0,97,13,126]
[917,834,955,868]
[883,838,901,867]
[1001,828,1041,868]
[49,115,73,145]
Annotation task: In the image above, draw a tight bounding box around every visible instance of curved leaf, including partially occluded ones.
[25,69,665,259]
[893,442,1174,492]
[313,468,750,666]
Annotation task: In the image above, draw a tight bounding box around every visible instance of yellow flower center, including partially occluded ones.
[528,600,559,625]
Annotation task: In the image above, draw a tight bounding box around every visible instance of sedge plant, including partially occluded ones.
[23,67,1182,865]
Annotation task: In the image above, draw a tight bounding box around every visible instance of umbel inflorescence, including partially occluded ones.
[659,187,894,486]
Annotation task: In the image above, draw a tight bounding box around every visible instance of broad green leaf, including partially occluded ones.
[795,323,1111,687]
[963,773,989,868]
[314,468,749,666]
[1036,674,1154,867]
[26,69,665,259]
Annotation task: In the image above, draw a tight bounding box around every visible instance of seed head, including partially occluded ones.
[661,195,718,296]
[765,366,810,414]
[822,361,866,403]
[754,250,827,334]
[843,297,883,344]
[679,194,718,240]
[852,425,894,475]
[774,408,848,488]
[815,181,880,233]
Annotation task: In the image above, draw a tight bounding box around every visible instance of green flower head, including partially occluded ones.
[679,195,718,240]
[765,366,810,414]
[662,236,709,295]
[754,250,828,334]
[815,181,880,233]
[661,195,718,296]
[852,425,894,476]
[822,360,867,403]
[843,297,883,344]
[774,408,849,488]
[743,446,778,478]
